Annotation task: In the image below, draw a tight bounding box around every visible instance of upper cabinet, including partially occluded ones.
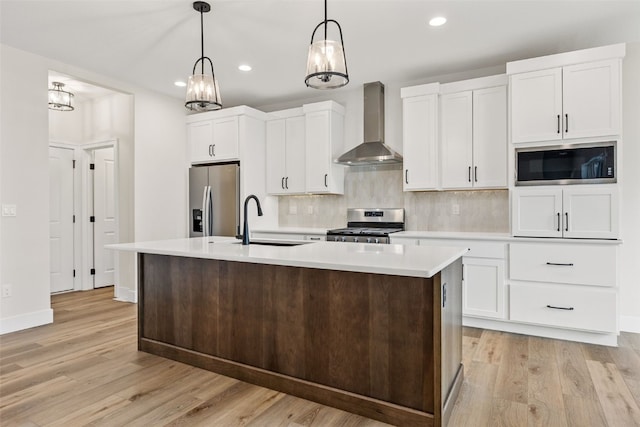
[440,77,507,189]
[265,101,346,196]
[304,101,345,194]
[401,83,440,191]
[512,185,619,239]
[266,110,306,195]
[508,45,624,144]
[188,115,240,164]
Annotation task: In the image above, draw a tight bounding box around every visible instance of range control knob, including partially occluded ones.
[334,236,340,242]
[374,238,380,244]
[366,237,372,243]
[354,237,359,243]
[341,236,346,242]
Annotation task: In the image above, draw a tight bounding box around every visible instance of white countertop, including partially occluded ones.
[108,237,467,279]
[393,231,622,245]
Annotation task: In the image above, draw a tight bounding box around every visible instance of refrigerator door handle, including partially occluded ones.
[201,186,208,236]
[208,185,213,236]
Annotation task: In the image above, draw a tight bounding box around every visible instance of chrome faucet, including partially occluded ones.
[242,195,263,245]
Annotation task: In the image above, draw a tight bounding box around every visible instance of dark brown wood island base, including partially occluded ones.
[138,253,463,427]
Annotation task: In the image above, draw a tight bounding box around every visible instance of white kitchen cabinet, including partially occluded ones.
[440,85,507,189]
[509,242,618,334]
[401,91,439,191]
[463,257,505,320]
[304,102,345,194]
[266,115,305,195]
[512,185,618,239]
[188,115,239,164]
[510,59,621,143]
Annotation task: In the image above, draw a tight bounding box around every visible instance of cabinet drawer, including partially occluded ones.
[510,283,617,333]
[510,243,616,287]
[413,239,505,259]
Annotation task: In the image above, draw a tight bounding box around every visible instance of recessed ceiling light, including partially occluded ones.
[429,16,447,27]
[174,81,187,87]
[238,64,252,72]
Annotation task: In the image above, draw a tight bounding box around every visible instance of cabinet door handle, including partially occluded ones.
[208,144,213,156]
[405,169,409,184]
[474,166,478,183]
[468,166,471,183]
[212,144,216,156]
[309,237,321,241]
[557,212,560,232]
[285,176,289,189]
[281,177,285,189]
[324,173,328,188]
[565,212,569,232]
[565,114,568,133]
[546,304,574,311]
[546,262,574,267]
[557,115,561,134]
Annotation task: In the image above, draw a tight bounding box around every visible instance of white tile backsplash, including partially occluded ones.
[278,165,509,232]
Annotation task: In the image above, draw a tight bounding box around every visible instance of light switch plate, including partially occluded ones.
[452,204,460,215]
[2,204,17,217]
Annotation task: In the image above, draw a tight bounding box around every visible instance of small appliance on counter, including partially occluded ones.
[326,208,404,244]
[189,162,240,237]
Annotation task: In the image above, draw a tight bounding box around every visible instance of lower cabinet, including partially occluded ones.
[463,258,505,319]
[509,241,619,336]
[509,282,617,333]
[393,235,621,345]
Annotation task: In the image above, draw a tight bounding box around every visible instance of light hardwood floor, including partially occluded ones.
[1,288,639,426]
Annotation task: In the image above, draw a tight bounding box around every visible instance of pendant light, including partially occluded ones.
[304,0,349,89]
[48,82,74,111]
[185,1,222,111]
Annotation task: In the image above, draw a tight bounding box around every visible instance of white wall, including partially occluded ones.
[0,44,187,333]
[0,45,53,332]
[620,42,640,332]
[134,91,188,242]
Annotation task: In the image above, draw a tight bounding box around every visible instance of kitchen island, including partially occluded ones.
[110,237,467,426]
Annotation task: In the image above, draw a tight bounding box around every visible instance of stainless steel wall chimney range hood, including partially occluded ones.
[335,82,403,166]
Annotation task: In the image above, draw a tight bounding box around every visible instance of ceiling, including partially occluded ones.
[2,1,640,107]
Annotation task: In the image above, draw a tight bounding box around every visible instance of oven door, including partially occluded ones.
[516,142,616,186]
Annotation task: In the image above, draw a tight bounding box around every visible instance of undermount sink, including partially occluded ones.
[231,239,310,247]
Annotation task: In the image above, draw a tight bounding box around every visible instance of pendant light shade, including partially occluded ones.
[48,82,74,111]
[304,0,349,89]
[185,1,222,111]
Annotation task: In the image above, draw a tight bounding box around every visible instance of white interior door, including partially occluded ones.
[93,147,116,288]
[49,146,75,293]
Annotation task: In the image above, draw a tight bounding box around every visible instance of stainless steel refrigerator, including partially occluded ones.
[189,162,240,237]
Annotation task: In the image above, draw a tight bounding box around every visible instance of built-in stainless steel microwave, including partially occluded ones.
[515,142,616,186]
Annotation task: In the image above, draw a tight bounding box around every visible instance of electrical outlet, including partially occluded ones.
[2,284,12,298]
[289,205,297,215]
[452,204,460,215]
[307,205,313,214]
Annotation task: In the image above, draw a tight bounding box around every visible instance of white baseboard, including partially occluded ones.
[463,316,619,347]
[0,308,54,335]
[620,315,640,333]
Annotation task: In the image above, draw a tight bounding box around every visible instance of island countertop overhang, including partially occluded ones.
[108,237,468,279]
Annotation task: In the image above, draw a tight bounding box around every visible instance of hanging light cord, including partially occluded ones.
[200,6,205,75]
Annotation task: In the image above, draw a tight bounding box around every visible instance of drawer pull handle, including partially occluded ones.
[546,304,574,311]
[546,262,574,267]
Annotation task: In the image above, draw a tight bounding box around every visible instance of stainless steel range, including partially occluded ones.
[326,208,404,244]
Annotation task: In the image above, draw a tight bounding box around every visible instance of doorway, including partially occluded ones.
[48,140,119,293]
